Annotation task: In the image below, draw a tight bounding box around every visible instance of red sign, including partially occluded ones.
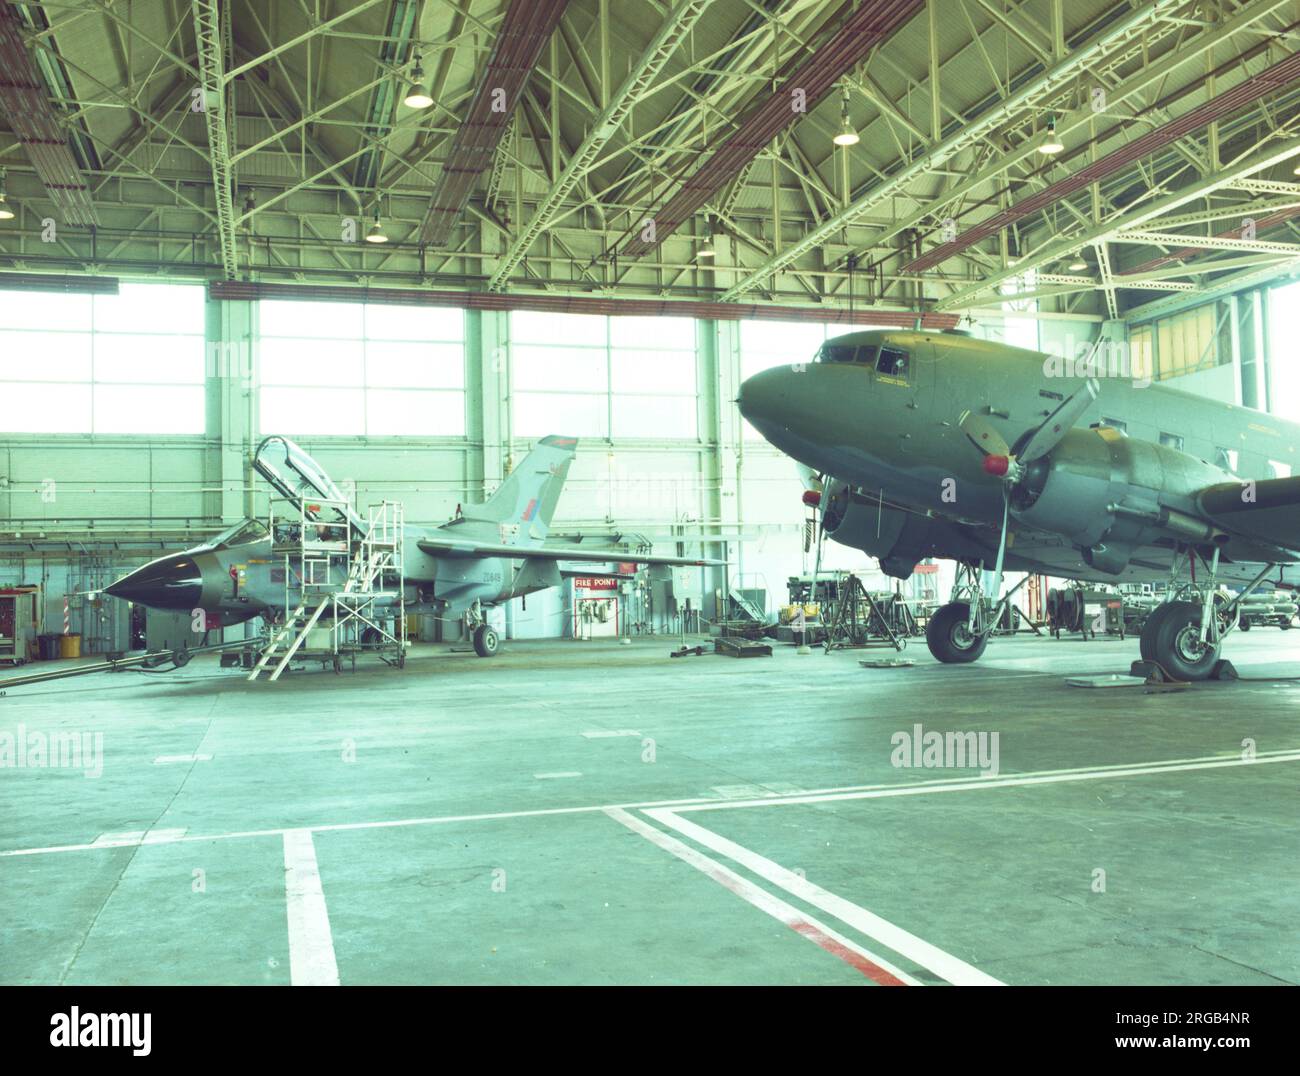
[573,577,618,591]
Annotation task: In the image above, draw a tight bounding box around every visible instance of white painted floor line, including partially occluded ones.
[90,827,188,848]
[4,749,1298,859]
[671,751,1300,813]
[282,829,340,987]
[152,754,213,765]
[581,730,641,739]
[534,771,583,780]
[645,808,1003,987]
[605,808,920,986]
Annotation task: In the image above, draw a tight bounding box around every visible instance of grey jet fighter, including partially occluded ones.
[738,328,1300,679]
[105,434,717,657]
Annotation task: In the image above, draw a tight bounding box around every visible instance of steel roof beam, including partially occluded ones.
[191,0,236,278]
[933,138,1300,310]
[487,0,715,291]
[904,48,1300,273]
[716,0,1196,300]
[0,3,98,226]
[418,0,569,247]
[618,0,923,260]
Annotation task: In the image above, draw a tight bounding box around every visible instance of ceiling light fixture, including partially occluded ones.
[1038,118,1064,156]
[697,218,715,259]
[1068,258,1087,271]
[832,84,859,147]
[404,54,433,109]
[0,170,13,221]
[365,206,388,244]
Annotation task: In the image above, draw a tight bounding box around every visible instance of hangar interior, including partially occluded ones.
[2,0,1299,989]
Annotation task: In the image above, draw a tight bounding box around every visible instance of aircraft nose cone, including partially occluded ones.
[738,364,821,440]
[105,554,203,610]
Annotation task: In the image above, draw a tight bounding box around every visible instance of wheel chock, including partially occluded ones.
[1210,659,1239,681]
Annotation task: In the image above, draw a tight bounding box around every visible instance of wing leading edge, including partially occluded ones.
[416,536,721,567]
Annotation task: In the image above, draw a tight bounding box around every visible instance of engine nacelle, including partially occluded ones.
[1011,428,1230,574]
[821,480,968,578]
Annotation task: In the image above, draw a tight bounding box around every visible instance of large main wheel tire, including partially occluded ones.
[1145,600,1220,681]
[925,602,989,664]
[1139,602,1176,663]
[473,625,499,658]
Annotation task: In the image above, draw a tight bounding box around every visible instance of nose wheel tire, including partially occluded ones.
[1138,600,1220,681]
[472,625,499,658]
[926,602,989,664]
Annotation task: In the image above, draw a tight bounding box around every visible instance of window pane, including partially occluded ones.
[367,389,465,436]
[611,349,695,394]
[512,344,607,391]
[0,290,92,331]
[0,331,91,380]
[364,304,463,341]
[0,383,91,432]
[609,315,694,350]
[366,341,464,388]
[94,334,205,383]
[612,395,696,439]
[511,310,607,346]
[742,350,804,381]
[94,385,204,433]
[260,387,365,435]
[260,299,363,339]
[260,337,364,386]
[95,283,204,334]
[739,319,825,357]
[514,391,607,438]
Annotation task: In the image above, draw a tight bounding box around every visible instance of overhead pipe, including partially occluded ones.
[418,0,569,247]
[904,49,1300,273]
[0,4,97,227]
[618,0,923,259]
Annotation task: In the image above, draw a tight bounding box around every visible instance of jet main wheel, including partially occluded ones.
[1141,600,1220,681]
[472,625,499,658]
[925,602,989,664]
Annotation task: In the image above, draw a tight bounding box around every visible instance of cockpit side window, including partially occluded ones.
[820,344,859,363]
[212,518,270,549]
[876,346,910,380]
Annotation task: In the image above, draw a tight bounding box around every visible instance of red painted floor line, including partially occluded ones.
[790,920,908,986]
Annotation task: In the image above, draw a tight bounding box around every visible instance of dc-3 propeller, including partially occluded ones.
[958,377,1100,485]
[955,376,1100,602]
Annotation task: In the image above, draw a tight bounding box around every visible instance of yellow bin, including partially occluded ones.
[59,633,82,659]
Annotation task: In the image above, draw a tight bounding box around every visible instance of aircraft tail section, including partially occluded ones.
[458,435,577,545]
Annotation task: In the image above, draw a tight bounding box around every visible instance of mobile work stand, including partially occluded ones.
[249,496,407,681]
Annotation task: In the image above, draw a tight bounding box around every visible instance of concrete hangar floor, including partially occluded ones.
[1,631,1297,987]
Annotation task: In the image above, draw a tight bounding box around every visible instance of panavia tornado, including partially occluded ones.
[105,434,717,657]
[738,328,1300,679]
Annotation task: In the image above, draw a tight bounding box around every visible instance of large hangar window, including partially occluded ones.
[510,311,697,440]
[0,282,204,434]
[1268,281,1300,421]
[257,300,466,436]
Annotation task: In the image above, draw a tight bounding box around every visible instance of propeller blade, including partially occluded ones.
[794,463,824,492]
[958,410,1012,458]
[1019,378,1099,462]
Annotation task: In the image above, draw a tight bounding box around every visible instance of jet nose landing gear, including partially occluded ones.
[473,625,499,657]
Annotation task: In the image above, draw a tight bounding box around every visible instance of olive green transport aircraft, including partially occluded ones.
[738,328,1300,680]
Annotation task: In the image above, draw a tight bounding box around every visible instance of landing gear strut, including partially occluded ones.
[1138,549,1275,681]
[926,560,1028,665]
[466,601,499,658]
